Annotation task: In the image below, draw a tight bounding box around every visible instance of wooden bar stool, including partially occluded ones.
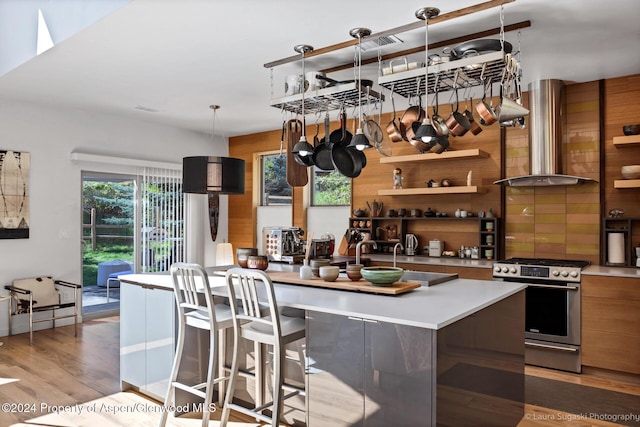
[221,268,306,427]
[159,263,234,427]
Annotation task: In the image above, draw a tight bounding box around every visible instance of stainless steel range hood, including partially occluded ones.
[494,79,597,186]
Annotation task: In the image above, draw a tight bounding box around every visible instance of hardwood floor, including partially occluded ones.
[0,317,638,426]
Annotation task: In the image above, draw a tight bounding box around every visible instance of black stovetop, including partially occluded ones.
[497,258,590,269]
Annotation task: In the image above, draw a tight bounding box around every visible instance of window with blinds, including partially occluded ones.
[140,167,184,272]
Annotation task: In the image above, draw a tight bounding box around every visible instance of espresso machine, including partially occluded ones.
[263,227,306,264]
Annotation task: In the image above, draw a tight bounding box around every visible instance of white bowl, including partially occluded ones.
[621,165,640,179]
[319,266,340,282]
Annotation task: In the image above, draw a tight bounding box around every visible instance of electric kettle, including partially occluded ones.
[405,234,419,256]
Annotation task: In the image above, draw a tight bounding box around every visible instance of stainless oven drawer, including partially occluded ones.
[525,339,581,373]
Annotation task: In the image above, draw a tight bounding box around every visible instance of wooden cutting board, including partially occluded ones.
[286,119,308,187]
[267,271,419,295]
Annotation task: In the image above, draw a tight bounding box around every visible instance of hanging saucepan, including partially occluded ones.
[386,89,405,143]
[431,84,450,137]
[316,75,373,88]
[445,88,471,136]
[464,98,483,135]
[313,112,334,171]
[475,76,498,126]
[402,93,426,142]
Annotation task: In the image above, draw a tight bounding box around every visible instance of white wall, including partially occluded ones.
[307,206,350,250]
[0,100,228,334]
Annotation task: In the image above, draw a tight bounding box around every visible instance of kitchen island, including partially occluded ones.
[119,270,526,426]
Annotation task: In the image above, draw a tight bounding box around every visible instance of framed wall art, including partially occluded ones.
[0,150,30,239]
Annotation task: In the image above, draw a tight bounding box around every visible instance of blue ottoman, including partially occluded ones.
[97,260,134,287]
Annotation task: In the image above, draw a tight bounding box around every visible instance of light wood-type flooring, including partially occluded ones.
[0,317,638,426]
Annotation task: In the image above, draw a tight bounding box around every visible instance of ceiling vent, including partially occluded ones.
[359,35,403,51]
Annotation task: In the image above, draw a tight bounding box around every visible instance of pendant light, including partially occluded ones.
[413,7,440,145]
[183,105,245,241]
[348,27,373,151]
[291,44,315,158]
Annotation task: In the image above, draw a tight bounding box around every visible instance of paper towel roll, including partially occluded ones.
[607,232,625,265]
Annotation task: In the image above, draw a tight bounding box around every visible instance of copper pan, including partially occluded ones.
[386,91,405,143]
[475,77,497,126]
[444,89,471,136]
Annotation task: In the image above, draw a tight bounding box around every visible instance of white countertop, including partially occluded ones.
[120,272,525,330]
[583,265,640,278]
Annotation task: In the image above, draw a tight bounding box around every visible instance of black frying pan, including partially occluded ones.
[313,113,334,170]
[331,111,362,178]
[449,39,513,60]
[316,75,373,88]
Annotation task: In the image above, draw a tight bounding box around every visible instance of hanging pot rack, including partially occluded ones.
[268,0,524,115]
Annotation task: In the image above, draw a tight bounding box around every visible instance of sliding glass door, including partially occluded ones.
[81,168,184,315]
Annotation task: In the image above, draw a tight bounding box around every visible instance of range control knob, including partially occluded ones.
[552,270,560,277]
[561,270,569,277]
[494,266,502,273]
[570,271,579,278]
[509,267,517,274]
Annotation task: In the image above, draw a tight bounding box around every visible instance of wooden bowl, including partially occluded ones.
[621,165,640,179]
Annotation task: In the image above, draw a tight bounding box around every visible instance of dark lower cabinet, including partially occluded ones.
[306,291,525,427]
[307,311,435,426]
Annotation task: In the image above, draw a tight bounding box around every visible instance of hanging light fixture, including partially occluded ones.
[182,105,245,240]
[413,7,440,145]
[348,27,373,151]
[291,44,315,158]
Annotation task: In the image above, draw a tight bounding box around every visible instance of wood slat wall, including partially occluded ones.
[230,74,640,264]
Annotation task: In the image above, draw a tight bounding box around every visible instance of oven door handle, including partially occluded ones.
[525,341,578,352]
[527,283,579,291]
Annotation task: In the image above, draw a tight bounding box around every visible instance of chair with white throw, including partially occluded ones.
[159,263,233,427]
[221,268,306,427]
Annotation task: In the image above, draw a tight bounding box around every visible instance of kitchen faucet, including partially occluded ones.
[393,242,404,268]
[355,240,377,265]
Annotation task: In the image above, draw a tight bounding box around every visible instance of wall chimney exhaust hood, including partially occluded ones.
[494,79,597,187]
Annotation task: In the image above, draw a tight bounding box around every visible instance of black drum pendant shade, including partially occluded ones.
[182,156,245,195]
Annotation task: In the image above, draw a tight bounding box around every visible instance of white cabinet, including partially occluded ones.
[120,282,175,400]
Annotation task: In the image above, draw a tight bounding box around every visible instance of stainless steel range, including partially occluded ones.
[493,258,589,373]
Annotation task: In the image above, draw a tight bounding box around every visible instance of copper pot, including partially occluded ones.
[475,78,497,126]
[401,101,426,142]
[445,90,471,136]
[464,106,483,135]
[386,93,405,143]
[431,88,449,136]
[386,119,405,143]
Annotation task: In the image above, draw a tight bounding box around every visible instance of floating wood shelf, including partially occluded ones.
[614,179,640,189]
[613,135,640,146]
[379,149,489,164]
[378,186,482,196]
